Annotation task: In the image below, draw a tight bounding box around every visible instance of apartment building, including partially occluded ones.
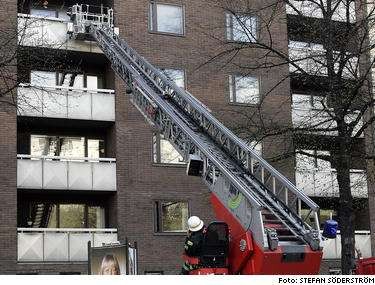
[0,0,372,274]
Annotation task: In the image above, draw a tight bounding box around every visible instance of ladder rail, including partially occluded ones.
[98,25,319,228]
[104,26,319,215]
[93,26,320,247]
[68,4,321,250]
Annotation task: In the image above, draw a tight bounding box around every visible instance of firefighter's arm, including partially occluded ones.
[184,237,195,254]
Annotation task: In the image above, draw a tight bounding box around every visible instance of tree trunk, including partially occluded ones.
[335,139,356,274]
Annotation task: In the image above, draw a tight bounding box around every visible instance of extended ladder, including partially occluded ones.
[69,4,322,272]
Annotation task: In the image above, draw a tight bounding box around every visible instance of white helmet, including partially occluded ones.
[188,216,204,232]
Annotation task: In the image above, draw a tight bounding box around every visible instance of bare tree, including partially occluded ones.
[200,0,375,274]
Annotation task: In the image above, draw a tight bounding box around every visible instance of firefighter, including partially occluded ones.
[181,216,206,274]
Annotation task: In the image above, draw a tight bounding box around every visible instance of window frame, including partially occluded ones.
[152,133,186,167]
[149,2,185,36]
[47,203,106,229]
[226,13,258,43]
[153,200,190,235]
[228,74,261,105]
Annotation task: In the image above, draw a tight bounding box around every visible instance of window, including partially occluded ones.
[31,135,85,157]
[149,3,184,35]
[154,201,189,233]
[229,75,260,104]
[226,13,257,42]
[153,133,184,165]
[295,149,331,170]
[30,70,104,89]
[160,69,185,89]
[87,139,106,159]
[58,73,84,88]
[248,140,262,155]
[30,8,57,18]
[30,135,105,158]
[30,70,57,86]
[47,204,105,228]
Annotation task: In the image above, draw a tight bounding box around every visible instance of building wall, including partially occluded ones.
[0,0,18,274]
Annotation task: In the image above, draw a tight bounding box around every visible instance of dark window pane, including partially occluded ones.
[161,201,188,232]
[59,204,85,228]
[87,206,105,228]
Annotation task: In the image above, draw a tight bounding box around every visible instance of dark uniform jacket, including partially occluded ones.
[184,230,205,257]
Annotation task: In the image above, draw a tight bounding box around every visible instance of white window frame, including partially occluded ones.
[149,2,185,36]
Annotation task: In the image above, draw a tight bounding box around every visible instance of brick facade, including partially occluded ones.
[0,0,18,274]
[0,0,372,275]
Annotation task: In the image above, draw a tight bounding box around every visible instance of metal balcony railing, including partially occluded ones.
[17,155,117,191]
[18,228,118,262]
[18,84,115,121]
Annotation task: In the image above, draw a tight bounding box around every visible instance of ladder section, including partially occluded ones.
[94,25,319,250]
[69,4,321,251]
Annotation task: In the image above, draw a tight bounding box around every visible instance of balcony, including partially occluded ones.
[291,94,363,137]
[322,231,372,259]
[18,13,102,53]
[288,41,358,78]
[18,84,115,121]
[17,155,116,191]
[295,168,367,198]
[18,228,118,262]
[286,0,356,23]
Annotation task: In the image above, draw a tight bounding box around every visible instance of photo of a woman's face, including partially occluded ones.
[102,263,119,275]
[99,254,121,275]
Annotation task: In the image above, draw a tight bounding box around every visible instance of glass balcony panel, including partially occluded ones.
[68,161,92,190]
[18,85,115,121]
[69,233,92,261]
[18,229,118,262]
[92,92,115,121]
[17,232,43,262]
[92,162,116,191]
[43,160,68,189]
[17,155,116,191]
[17,159,43,189]
[44,232,69,261]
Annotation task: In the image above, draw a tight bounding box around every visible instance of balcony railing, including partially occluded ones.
[295,168,367,198]
[18,228,118,262]
[18,84,115,121]
[18,13,102,53]
[17,155,116,191]
[322,231,372,259]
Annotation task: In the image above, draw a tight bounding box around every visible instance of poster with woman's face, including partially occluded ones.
[90,245,127,275]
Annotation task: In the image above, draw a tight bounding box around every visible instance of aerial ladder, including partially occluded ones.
[68,4,323,274]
